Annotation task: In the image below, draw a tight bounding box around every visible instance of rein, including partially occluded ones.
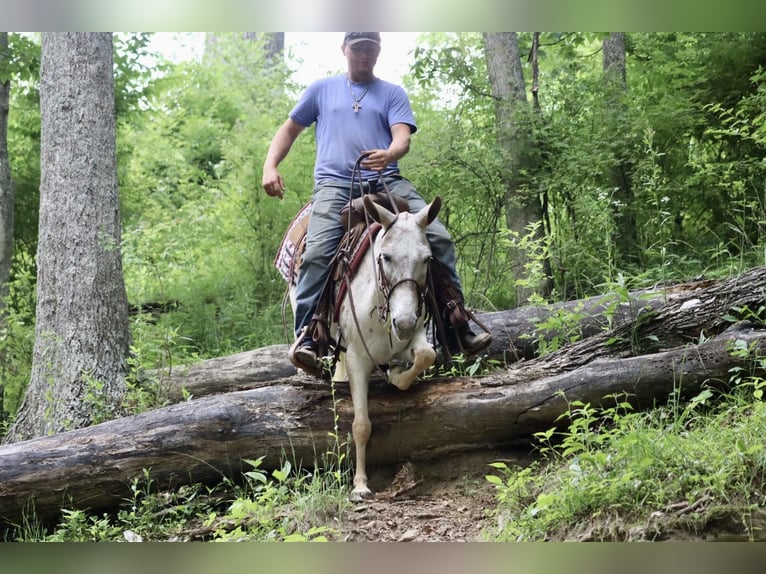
[338,153,428,373]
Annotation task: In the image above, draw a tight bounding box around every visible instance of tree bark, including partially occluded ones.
[0,268,764,526]
[602,32,638,266]
[3,33,131,443]
[0,32,13,423]
[603,32,627,88]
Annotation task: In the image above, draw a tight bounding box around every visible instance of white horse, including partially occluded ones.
[285,195,441,501]
[334,195,441,500]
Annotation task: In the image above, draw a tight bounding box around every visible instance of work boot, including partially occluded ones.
[289,334,321,376]
[458,324,492,355]
[445,323,492,357]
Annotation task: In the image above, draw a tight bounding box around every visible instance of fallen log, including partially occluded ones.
[1,322,763,528]
[152,267,766,402]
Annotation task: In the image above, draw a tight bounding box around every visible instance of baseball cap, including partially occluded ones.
[343,32,381,46]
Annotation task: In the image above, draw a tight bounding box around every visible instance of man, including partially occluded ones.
[262,32,491,374]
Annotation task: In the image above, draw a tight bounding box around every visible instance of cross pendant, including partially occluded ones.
[352,100,362,113]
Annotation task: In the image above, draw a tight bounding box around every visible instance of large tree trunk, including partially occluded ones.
[0,32,14,420]
[0,268,764,527]
[151,275,720,402]
[3,33,131,443]
[483,32,549,303]
[0,31,13,308]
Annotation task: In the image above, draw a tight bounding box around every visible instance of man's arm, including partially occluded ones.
[262,117,306,199]
[361,122,411,172]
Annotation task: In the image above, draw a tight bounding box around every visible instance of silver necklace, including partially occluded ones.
[347,76,374,113]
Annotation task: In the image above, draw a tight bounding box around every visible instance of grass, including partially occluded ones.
[7,454,353,542]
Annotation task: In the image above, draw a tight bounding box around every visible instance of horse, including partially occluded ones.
[282,194,442,501]
[335,195,441,500]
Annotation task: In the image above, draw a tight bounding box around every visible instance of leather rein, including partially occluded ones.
[338,153,431,371]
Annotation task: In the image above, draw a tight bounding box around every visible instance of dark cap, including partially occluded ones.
[343,32,381,46]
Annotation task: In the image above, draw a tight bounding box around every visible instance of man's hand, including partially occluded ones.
[262,166,285,199]
[361,149,393,172]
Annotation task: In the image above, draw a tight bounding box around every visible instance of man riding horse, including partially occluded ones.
[262,32,491,375]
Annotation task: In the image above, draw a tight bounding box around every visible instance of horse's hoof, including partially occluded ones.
[349,488,374,502]
[390,378,412,391]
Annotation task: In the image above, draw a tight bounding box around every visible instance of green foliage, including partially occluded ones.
[37,471,218,542]
[434,353,500,378]
[0,250,36,422]
[6,35,42,253]
[203,457,340,542]
[14,450,350,542]
[408,33,511,307]
[113,33,162,118]
[523,301,586,356]
[118,34,313,367]
[0,33,40,84]
[487,361,766,541]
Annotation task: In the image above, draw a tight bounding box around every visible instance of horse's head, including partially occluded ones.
[364,195,442,341]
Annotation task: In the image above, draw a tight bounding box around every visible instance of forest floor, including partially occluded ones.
[334,446,528,542]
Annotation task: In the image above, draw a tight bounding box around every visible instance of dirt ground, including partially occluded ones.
[331,446,766,542]
[335,446,533,542]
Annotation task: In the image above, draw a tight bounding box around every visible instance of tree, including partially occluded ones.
[0,32,14,422]
[602,32,638,267]
[0,32,13,309]
[241,32,284,64]
[3,33,130,443]
[482,32,549,305]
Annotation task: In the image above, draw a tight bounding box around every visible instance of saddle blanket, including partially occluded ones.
[274,201,312,285]
[274,201,381,307]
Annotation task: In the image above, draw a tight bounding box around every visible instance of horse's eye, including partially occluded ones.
[381,254,391,263]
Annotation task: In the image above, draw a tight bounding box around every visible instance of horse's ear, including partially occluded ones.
[363,195,396,227]
[416,195,442,228]
[428,196,442,223]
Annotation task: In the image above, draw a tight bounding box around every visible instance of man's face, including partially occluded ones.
[343,42,381,77]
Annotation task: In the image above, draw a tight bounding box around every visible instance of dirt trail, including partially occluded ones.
[336,446,533,542]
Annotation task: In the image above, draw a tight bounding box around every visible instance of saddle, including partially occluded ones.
[273,192,408,289]
[274,192,487,377]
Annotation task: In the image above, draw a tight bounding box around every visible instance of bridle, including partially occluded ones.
[374,230,429,327]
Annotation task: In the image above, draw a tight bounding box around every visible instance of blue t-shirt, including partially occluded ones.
[289,74,418,184]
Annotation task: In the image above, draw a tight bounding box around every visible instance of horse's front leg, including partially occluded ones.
[347,363,373,501]
[388,334,436,391]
